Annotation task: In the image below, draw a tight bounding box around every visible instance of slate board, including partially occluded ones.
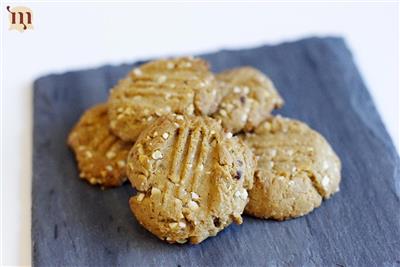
[32,37,400,266]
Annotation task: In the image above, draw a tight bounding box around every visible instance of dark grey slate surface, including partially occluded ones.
[32,37,400,267]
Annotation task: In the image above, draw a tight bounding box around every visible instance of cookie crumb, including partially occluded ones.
[128,162,134,170]
[151,187,161,196]
[225,103,234,111]
[132,96,142,102]
[133,68,142,76]
[186,104,194,114]
[269,161,274,168]
[106,165,113,172]
[269,149,277,157]
[187,200,199,210]
[169,222,178,229]
[174,197,182,204]
[219,109,227,117]
[152,150,163,160]
[125,107,133,114]
[137,193,145,202]
[241,190,248,200]
[198,164,204,171]
[323,161,329,170]
[117,160,126,168]
[167,62,174,69]
[162,132,169,140]
[106,151,116,159]
[322,175,330,189]
[157,75,167,83]
[233,189,248,200]
[191,192,200,200]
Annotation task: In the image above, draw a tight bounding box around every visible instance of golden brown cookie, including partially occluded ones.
[127,114,255,244]
[212,67,284,134]
[108,57,221,142]
[68,104,133,187]
[242,116,341,220]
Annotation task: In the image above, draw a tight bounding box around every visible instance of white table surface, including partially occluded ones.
[1,2,398,266]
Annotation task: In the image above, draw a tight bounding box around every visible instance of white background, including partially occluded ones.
[1,2,398,266]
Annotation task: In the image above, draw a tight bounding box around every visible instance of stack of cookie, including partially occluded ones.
[68,57,341,244]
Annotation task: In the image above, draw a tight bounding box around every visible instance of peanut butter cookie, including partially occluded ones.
[108,57,220,142]
[242,116,341,220]
[213,67,284,134]
[68,104,133,187]
[127,114,255,244]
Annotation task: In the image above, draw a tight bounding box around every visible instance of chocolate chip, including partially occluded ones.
[240,96,246,104]
[213,217,221,227]
[234,170,242,180]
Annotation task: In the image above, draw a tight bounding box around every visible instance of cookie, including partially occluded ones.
[68,104,133,187]
[212,67,284,134]
[242,116,341,220]
[108,57,221,142]
[127,114,255,244]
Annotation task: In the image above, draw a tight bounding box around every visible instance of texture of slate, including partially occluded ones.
[32,37,400,266]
